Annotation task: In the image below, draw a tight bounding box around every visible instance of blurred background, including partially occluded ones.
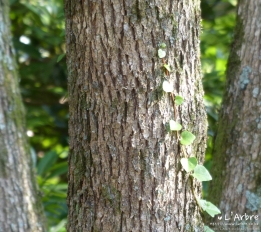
[9,0,236,230]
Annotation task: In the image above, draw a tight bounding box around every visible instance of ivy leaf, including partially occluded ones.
[192,165,212,181]
[204,226,215,232]
[180,157,198,172]
[158,49,166,58]
[175,95,184,105]
[163,64,171,72]
[169,120,182,131]
[197,199,221,217]
[197,198,209,211]
[162,80,173,93]
[160,43,167,48]
[180,131,195,145]
[57,53,65,63]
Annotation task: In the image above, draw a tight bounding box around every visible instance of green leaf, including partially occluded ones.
[163,64,171,72]
[160,43,167,48]
[169,120,182,131]
[50,219,67,232]
[57,53,65,63]
[180,157,198,172]
[227,0,237,6]
[175,95,184,105]
[204,225,215,232]
[158,49,166,58]
[192,165,212,181]
[46,161,68,179]
[162,80,173,93]
[180,131,196,145]
[198,199,221,217]
[37,151,58,176]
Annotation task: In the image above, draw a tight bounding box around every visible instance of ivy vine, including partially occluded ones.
[158,42,220,232]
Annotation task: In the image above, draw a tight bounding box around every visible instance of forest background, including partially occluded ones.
[9,0,237,231]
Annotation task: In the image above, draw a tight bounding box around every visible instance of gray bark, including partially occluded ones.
[0,1,46,231]
[65,0,207,231]
[209,0,261,231]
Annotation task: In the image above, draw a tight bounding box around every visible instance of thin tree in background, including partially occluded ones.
[65,0,207,231]
[0,0,46,231]
[209,0,261,231]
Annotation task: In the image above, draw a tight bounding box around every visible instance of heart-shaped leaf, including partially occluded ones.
[192,165,212,181]
[163,64,171,72]
[162,80,173,93]
[160,43,167,48]
[169,120,182,131]
[180,157,198,172]
[197,198,221,217]
[175,95,184,106]
[180,131,195,145]
[158,49,166,58]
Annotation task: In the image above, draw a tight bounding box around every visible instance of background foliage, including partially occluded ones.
[9,0,236,230]
[10,0,67,230]
[200,0,236,196]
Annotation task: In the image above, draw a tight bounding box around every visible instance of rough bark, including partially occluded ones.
[208,0,261,231]
[0,1,46,231]
[65,0,207,231]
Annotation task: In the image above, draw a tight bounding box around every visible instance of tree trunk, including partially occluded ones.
[208,0,261,231]
[65,0,207,231]
[0,1,46,231]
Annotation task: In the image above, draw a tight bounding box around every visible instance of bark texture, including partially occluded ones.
[65,0,207,231]
[209,0,261,231]
[0,1,46,231]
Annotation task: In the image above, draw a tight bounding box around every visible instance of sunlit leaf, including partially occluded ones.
[162,80,173,93]
[169,120,182,131]
[163,64,171,72]
[180,157,198,172]
[198,198,221,217]
[50,219,67,232]
[227,0,237,6]
[180,131,196,145]
[158,49,166,58]
[160,43,167,48]
[192,165,212,181]
[175,95,184,106]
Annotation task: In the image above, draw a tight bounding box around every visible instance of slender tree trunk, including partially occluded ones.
[0,1,46,231]
[209,0,261,231]
[65,0,207,231]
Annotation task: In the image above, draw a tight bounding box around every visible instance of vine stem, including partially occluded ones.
[170,92,179,139]
[159,46,216,227]
[190,176,204,214]
[162,57,179,140]
[170,92,177,121]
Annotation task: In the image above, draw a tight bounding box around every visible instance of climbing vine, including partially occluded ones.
[158,43,220,232]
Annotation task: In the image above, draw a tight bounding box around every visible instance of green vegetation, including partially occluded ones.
[10,0,68,230]
[158,44,221,229]
[201,0,236,198]
[9,0,236,231]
